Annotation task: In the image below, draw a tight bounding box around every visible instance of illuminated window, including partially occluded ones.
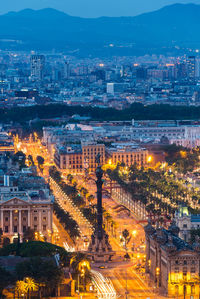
[183,267,187,276]
[191,285,195,294]
[175,267,179,273]
[175,285,179,295]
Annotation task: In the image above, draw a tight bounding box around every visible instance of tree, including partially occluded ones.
[122,229,130,251]
[0,266,13,297]
[23,227,35,242]
[87,195,95,206]
[24,277,38,299]
[15,280,28,298]
[15,257,63,297]
[3,237,10,247]
[0,228,3,245]
[36,156,44,166]
[13,151,26,169]
[67,174,74,184]
[28,155,34,166]
[37,156,44,173]
[0,241,70,266]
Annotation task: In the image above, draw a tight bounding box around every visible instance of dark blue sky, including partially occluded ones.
[1,0,200,17]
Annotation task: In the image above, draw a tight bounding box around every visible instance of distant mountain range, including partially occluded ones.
[1,3,200,54]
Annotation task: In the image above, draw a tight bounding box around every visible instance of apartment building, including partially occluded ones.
[54,142,105,173]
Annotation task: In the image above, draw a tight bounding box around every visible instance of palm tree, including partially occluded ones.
[15,280,27,299]
[24,277,38,299]
[122,229,130,252]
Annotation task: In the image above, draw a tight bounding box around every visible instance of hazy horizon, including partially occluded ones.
[1,0,200,18]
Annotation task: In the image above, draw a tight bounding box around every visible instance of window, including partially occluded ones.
[43,225,46,231]
[175,285,179,295]
[183,224,187,228]
[191,285,195,294]
[34,225,37,231]
[175,274,179,282]
[5,226,8,233]
[34,217,37,221]
[43,217,47,221]
[23,226,26,232]
[14,226,17,233]
[23,217,26,221]
[5,217,8,222]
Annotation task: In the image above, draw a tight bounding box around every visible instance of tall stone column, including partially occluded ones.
[1,210,3,231]
[28,209,31,227]
[10,210,13,233]
[38,210,42,231]
[18,210,22,234]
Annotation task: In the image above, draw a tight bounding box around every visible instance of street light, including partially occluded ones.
[156,267,160,288]
[147,156,153,164]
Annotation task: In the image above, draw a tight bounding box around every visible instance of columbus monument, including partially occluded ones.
[88,154,114,262]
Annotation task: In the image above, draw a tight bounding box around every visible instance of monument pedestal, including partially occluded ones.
[88,228,114,262]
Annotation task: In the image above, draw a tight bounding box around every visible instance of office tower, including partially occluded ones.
[187,56,196,79]
[30,55,45,81]
[64,61,70,79]
[136,67,147,80]
[106,83,129,95]
[175,62,187,79]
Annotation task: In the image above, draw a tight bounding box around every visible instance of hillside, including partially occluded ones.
[0,4,200,53]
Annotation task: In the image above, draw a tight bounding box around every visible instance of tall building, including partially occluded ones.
[64,62,70,79]
[107,83,129,95]
[187,56,196,79]
[30,55,45,81]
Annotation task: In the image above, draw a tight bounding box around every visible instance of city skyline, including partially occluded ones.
[1,0,200,17]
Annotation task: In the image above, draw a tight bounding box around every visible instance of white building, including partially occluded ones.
[30,55,45,81]
[175,207,200,242]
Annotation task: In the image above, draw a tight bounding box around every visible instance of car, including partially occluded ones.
[99,265,107,269]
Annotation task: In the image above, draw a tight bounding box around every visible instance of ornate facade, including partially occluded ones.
[145,221,200,298]
[0,186,53,242]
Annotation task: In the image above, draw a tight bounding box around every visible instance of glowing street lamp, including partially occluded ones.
[147,155,153,163]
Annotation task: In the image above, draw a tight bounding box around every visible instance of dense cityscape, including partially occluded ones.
[2,1,200,299]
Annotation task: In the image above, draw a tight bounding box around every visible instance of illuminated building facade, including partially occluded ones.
[187,56,196,79]
[175,206,200,242]
[0,186,53,242]
[107,144,148,167]
[54,142,105,173]
[82,142,105,173]
[145,221,200,298]
[54,145,83,173]
[30,54,45,81]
